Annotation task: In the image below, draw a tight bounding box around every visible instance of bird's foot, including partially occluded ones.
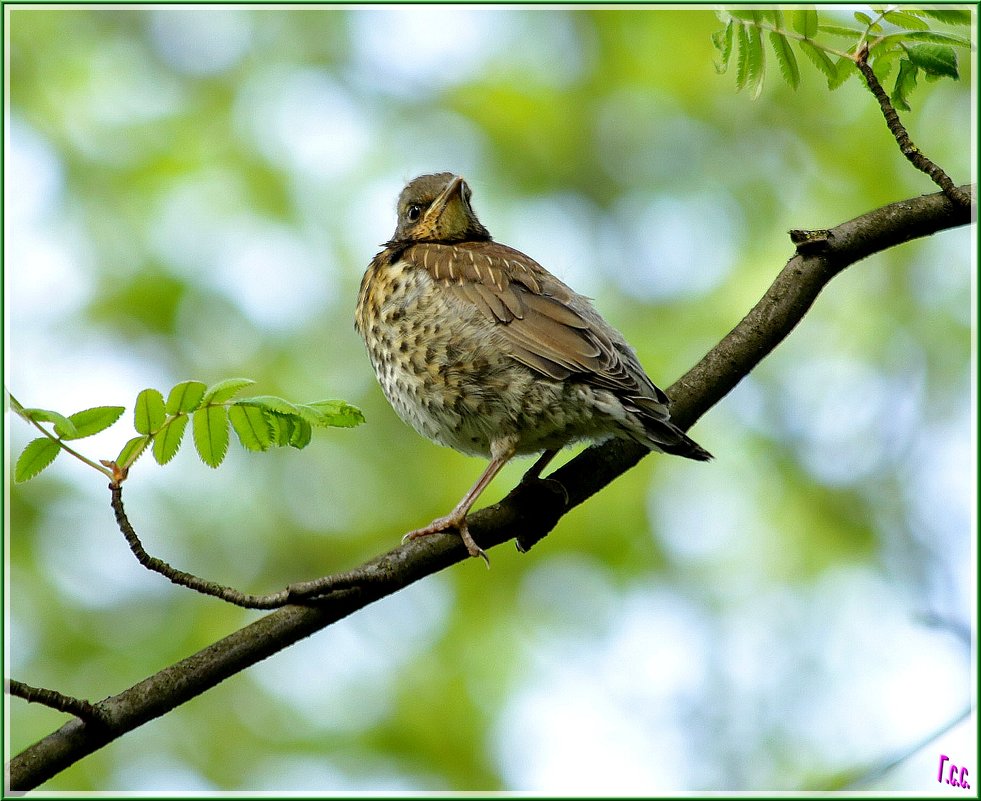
[403,515,490,567]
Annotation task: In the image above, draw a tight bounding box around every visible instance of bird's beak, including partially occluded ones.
[426,176,466,223]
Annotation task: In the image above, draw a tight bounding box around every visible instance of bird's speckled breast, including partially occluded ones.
[356,252,615,458]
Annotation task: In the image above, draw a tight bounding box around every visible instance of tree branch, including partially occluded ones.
[7,185,974,791]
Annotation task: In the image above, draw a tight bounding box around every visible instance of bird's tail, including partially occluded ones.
[648,421,713,461]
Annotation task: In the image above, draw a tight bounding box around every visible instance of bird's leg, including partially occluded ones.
[403,439,517,565]
[521,448,559,483]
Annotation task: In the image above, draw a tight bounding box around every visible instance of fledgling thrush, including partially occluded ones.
[355,173,711,563]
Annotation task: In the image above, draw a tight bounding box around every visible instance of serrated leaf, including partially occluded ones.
[854,11,873,27]
[891,58,918,111]
[712,20,734,74]
[15,437,61,482]
[883,10,929,31]
[829,56,854,90]
[117,435,151,469]
[746,23,765,98]
[818,24,866,38]
[193,406,229,468]
[134,389,166,434]
[302,400,365,428]
[905,43,959,79]
[21,408,78,439]
[918,10,972,26]
[288,417,312,450]
[881,30,973,48]
[268,413,294,447]
[166,380,207,415]
[153,415,189,465]
[735,21,751,91]
[201,378,255,405]
[769,31,801,89]
[799,40,838,85]
[62,406,126,440]
[237,395,299,415]
[793,8,818,38]
[228,404,272,451]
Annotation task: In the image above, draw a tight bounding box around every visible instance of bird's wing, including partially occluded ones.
[403,242,671,414]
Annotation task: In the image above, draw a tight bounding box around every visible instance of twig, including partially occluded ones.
[6,680,107,725]
[109,483,370,608]
[855,44,971,208]
[837,705,973,789]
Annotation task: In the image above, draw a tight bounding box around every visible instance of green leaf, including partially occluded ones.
[746,23,765,98]
[153,415,189,465]
[228,404,272,451]
[62,406,126,440]
[134,389,166,434]
[237,395,299,415]
[829,56,854,90]
[799,40,838,86]
[287,417,312,450]
[854,11,873,27]
[712,20,734,74]
[268,413,295,447]
[891,58,918,111]
[818,24,866,39]
[917,9,972,26]
[193,405,229,468]
[166,380,207,415]
[904,43,959,79]
[793,8,818,38]
[870,50,895,84]
[735,21,751,91]
[117,435,151,469]
[877,30,973,48]
[769,31,800,89]
[15,437,61,482]
[301,400,365,428]
[20,408,78,439]
[883,10,929,31]
[201,378,255,405]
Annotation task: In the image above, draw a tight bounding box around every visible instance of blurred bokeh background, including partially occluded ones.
[6,6,974,792]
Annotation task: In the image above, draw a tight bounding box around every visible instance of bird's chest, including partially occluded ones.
[356,258,519,454]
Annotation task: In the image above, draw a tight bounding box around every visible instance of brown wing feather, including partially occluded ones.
[402,241,670,415]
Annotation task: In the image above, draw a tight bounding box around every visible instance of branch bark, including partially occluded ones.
[7,185,974,791]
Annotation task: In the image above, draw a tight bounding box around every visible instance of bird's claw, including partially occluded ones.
[403,516,490,567]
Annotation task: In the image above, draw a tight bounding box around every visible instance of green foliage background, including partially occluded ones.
[6,6,974,792]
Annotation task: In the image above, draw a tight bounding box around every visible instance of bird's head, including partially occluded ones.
[388,172,491,245]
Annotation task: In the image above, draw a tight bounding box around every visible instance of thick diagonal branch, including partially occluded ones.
[7,185,974,791]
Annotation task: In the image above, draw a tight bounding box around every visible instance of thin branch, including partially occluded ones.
[6,681,107,725]
[855,44,971,208]
[7,186,974,791]
[836,705,973,790]
[108,482,388,608]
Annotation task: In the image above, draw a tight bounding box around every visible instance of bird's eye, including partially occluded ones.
[406,204,423,222]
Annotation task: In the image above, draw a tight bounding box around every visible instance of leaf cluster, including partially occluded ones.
[10,380,364,482]
[713,6,971,107]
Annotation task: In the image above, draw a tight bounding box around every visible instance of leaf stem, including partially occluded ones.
[733,16,857,61]
[7,390,115,480]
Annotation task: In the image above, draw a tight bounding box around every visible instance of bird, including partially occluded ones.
[355,172,711,564]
